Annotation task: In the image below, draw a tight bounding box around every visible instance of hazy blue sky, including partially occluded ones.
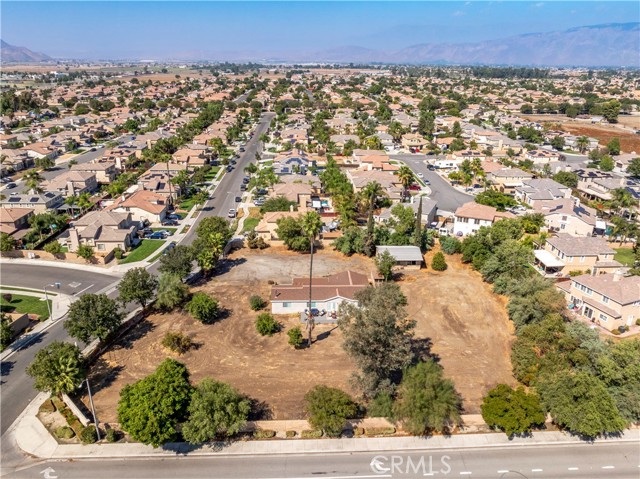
[2,1,638,59]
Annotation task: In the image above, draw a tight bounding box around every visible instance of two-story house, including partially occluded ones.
[488,168,534,194]
[557,271,640,332]
[515,178,572,207]
[533,234,621,277]
[453,202,515,236]
[535,198,601,237]
[0,192,64,214]
[63,210,136,256]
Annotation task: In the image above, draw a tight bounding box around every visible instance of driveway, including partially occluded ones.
[392,154,473,213]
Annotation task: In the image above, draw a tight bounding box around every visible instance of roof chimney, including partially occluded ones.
[612,269,624,282]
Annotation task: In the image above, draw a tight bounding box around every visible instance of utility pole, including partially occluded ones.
[84,379,100,440]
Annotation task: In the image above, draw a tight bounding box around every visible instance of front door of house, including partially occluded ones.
[584,306,594,320]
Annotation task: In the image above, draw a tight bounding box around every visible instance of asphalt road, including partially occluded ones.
[0,265,120,434]
[392,154,473,213]
[7,442,639,479]
[180,112,275,247]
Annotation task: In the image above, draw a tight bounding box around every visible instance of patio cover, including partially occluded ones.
[534,249,565,268]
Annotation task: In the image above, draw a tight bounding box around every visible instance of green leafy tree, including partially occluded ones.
[440,236,461,255]
[480,239,532,283]
[375,250,395,281]
[506,277,566,330]
[431,251,448,271]
[182,378,250,444]
[117,359,193,447]
[118,268,158,308]
[186,292,220,324]
[606,138,621,156]
[255,313,280,336]
[396,165,414,201]
[339,283,415,398]
[539,371,626,437]
[26,341,86,396]
[259,196,298,214]
[23,170,44,194]
[599,155,615,172]
[44,241,63,255]
[304,385,357,437]
[481,384,545,436]
[393,361,461,435]
[595,339,640,422]
[626,158,640,179]
[0,232,17,252]
[475,190,517,211]
[158,245,194,278]
[552,171,579,188]
[156,273,189,310]
[64,293,124,343]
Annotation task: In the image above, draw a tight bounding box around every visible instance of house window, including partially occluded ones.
[568,256,573,263]
[602,296,609,304]
[97,244,105,251]
[561,215,568,221]
[598,313,608,322]
[473,219,480,225]
[282,302,291,308]
[579,256,585,263]
[560,224,566,230]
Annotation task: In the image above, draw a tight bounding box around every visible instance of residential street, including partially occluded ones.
[0,265,120,434]
[6,441,639,479]
[391,154,473,213]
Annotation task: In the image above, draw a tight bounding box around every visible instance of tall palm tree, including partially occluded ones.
[576,136,590,153]
[611,188,637,217]
[361,181,384,212]
[301,211,323,348]
[23,170,44,194]
[396,166,414,202]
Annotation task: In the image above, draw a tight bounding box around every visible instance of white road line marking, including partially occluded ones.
[497,471,509,474]
[602,466,615,469]
[460,473,472,476]
[568,467,579,471]
[74,284,94,295]
[531,469,543,472]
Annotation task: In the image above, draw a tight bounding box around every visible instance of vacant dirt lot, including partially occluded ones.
[84,246,515,422]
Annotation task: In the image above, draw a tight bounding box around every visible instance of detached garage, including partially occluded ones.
[376,246,424,269]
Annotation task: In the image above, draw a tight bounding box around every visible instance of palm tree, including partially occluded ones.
[300,211,323,348]
[23,170,44,194]
[244,163,258,175]
[396,165,414,202]
[361,181,384,212]
[77,192,92,215]
[611,188,637,217]
[576,136,590,153]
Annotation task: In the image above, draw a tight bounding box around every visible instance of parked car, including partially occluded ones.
[167,214,181,220]
[240,184,247,191]
[239,147,246,152]
[162,219,179,226]
[408,184,421,191]
[90,147,96,152]
[242,177,250,184]
[227,166,234,172]
[163,241,177,255]
[417,172,424,178]
[254,198,265,206]
[228,209,236,218]
[5,183,17,189]
[145,232,165,240]
[235,196,242,203]
[0,177,13,183]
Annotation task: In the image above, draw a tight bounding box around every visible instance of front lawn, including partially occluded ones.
[242,217,260,233]
[614,247,635,267]
[0,293,51,321]
[119,240,165,264]
[178,197,197,211]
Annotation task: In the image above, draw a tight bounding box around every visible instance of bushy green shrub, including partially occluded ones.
[353,427,364,436]
[253,429,276,439]
[287,326,304,348]
[113,247,124,260]
[80,425,98,444]
[161,331,193,354]
[249,295,266,311]
[255,313,280,336]
[40,399,56,414]
[187,292,220,324]
[300,429,323,439]
[285,430,296,438]
[105,428,119,443]
[55,426,75,439]
[439,236,461,255]
[431,252,448,271]
[364,426,396,436]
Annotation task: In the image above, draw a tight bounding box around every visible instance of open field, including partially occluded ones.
[83,247,515,422]
[522,114,640,153]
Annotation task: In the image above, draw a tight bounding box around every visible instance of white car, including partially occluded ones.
[228,209,237,218]
[417,172,424,178]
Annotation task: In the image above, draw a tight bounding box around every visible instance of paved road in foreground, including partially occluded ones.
[0,266,119,434]
[392,154,473,213]
[8,442,640,479]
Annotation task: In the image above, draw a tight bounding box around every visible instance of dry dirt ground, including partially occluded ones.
[522,114,640,153]
[84,247,515,423]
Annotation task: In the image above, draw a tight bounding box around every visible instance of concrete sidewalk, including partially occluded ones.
[9,393,640,460]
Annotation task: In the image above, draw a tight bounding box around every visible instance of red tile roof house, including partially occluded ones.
[270,270,369,321]
[108,190,169,224]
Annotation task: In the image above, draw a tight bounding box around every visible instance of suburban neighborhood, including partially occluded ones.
[1,3,640,479]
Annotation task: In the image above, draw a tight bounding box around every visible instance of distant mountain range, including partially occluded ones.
[1,40,52,63]
[2,22,639,67]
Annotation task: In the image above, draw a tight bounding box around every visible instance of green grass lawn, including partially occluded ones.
[119,240,165,264]
[0,294,51,321]
[0,286,57,296]
[614,247,635,267]
[204,167,220,180]
[242,217,260,233]
[179,197,197,211]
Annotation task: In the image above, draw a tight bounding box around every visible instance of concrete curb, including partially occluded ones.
[10,394,640,460]
[0,259,121,276]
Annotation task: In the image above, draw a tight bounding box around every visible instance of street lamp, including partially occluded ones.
[82,378,101,441]
[43,282,60,320]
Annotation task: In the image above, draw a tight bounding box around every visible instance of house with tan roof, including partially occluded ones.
[43,171,98,197]
[254,211,302,241]
[270,270,369,318]
[533,234,620,277]
[70,161,117,184]
[534,198,601,237]
[401,133,427,150]
[0,207,34,240]
[515,178,572,207]
[62,210,136,257]
[109,190,169,224]
[453,201,515,236]
[488,167,534,194]
[557,271,640,332]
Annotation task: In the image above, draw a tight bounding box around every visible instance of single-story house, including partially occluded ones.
[376,245,424,269]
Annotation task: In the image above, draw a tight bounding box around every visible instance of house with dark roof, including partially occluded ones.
[515,178,572,207]
[534,198,601,237]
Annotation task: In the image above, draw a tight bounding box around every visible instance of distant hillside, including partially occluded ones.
[304,23,640,67]
[1,40,52,63]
